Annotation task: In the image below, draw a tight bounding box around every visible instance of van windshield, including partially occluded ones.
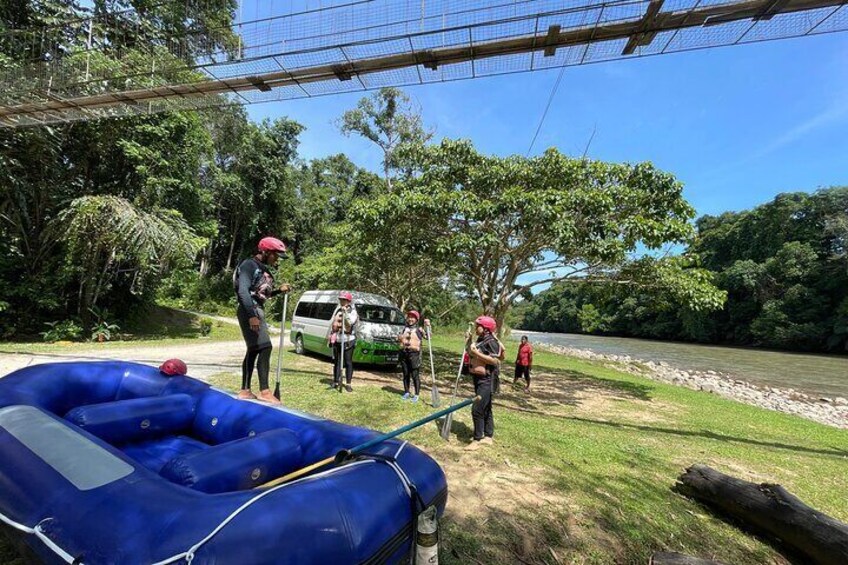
[357,305,406,325]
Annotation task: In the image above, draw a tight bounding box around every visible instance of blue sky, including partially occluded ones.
[247,32,848,219]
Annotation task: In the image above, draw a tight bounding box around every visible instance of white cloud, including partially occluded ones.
[751,101,848,160]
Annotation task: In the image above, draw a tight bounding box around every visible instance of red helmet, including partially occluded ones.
[339,291,353,301]
[258,237,286,254]
[159,358,187,376]
[406,310,420,321]
[475,316,497,332]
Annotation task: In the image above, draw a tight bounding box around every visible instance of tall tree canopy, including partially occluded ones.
[338,87,432,190]
[353,139,719,330]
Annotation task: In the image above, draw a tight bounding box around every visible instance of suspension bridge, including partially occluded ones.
[1,0,845,127]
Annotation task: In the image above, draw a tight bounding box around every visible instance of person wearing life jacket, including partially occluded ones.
[465,315,503,450]
[326,291,359,392]
[233,237,291,404]
[514,335,533,392]
[397,310,431,402]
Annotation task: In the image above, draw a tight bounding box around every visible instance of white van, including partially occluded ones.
[291,290,406,365]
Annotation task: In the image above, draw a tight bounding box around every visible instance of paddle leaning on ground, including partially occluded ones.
[256,395,481,489]
[440,322,476,441]
[273,292,288,400]
[426,326,440,407]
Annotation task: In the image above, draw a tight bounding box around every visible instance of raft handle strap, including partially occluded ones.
[356,444,427,565]
[0,512,81,564]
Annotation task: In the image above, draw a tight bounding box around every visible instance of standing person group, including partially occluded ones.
[234,236,291,404]
[464,315,504,450]
[232,239,520,449]
[397,310,431,402]
[327,291,359,392]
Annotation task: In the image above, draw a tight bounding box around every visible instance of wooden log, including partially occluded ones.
[675,464,848,565]
[649,552,726,565]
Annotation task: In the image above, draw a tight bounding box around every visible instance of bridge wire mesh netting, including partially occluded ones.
[1,0,846,127]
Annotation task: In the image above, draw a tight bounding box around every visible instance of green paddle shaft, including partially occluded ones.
[341,395,478,458]
[257,395,479,489]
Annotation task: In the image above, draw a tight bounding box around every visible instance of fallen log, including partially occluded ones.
[675,464,848,565]
[649,552,726,565]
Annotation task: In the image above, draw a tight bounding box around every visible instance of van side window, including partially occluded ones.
[313,303,336,321]
[295,301,313,318]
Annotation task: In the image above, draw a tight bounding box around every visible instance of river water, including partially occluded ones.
[512,331,848,399]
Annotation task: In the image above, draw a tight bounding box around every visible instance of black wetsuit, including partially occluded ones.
[234,257,281,390]
[471,333,501,441]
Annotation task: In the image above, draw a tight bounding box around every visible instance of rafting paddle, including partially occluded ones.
[425,326,440,407]
[256,395,480,489]
[273,293,289,400]
[440,322,475,441]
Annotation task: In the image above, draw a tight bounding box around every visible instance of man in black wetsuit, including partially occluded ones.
[464,315,503,450]
[234,237,291,403]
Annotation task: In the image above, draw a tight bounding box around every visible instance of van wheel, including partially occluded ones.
[295,334,304,355]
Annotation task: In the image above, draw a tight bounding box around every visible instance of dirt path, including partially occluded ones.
[0,330,290,380]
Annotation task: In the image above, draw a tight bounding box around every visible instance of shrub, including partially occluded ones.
[88,307,121,342]
[41,320,84,342]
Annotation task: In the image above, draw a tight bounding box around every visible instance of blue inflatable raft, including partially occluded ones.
[0,361,447,564]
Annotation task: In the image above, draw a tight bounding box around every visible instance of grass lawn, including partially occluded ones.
[2,331,846,564]
[0,306,243,354]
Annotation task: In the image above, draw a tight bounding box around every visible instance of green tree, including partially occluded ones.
[523,187,848,353]
[54,195,203,324]
[338,87,432,190]
[356,139,714,332]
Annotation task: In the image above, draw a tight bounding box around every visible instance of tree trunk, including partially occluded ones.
[199,240,212,276]
[493,300,512,338]
[225,222,239,272]
[649,552,726,565]
[674,464,848,565]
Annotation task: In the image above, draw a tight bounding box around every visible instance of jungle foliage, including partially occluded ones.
[522,189,848,352]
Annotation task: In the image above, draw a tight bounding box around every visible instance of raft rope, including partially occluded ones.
[0,513,79,564]
[152,441,414,565]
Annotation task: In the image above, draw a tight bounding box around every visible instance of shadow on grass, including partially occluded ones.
[497,404,848,458]
[440,464,781,565]
[541,451,788,565]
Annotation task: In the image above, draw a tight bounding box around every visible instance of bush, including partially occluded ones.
[88,307,121,342]
[199,317,214,336]
[41,320,84,342]
[157,269,234,315]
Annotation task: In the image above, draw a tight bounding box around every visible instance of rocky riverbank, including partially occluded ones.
[540,343,848,429]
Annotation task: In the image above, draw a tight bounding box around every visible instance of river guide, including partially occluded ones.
[234,236,291,405]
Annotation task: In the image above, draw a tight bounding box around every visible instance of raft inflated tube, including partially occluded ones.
[0,361,449,564]
[258,395,480,489]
